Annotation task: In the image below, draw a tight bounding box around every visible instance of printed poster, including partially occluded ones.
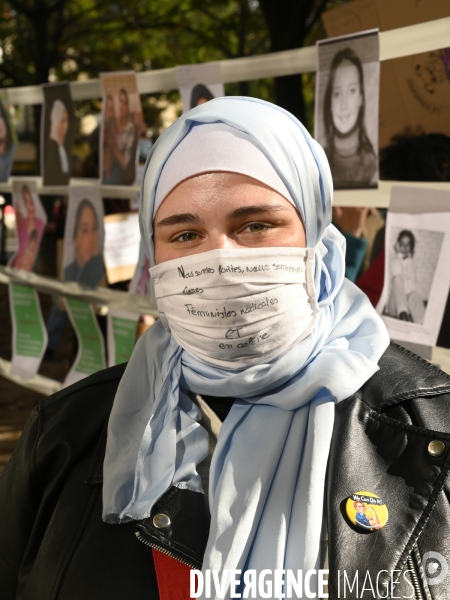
[40,83,76,186]
[106,310,138,367]
[8,180,48,378]
[64,298,106,387]
[0,95,18,182]
[176,62,224,112]
[377,187,450,347]
[9,284,48,379]
[103,211,140,284]
[8,180,47,271]
[100,71,144,186]
[63,186,105,289]
[315,30,380,190]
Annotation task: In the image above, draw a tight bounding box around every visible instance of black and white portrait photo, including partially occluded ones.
[382,227,443,326]
[315,30,380,190]
[41,83,76,186]
[377,187,450,348]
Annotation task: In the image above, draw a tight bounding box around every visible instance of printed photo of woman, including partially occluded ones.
[315,31,380,190]
[64,197,104,288]
[9,183,46,271]
[101,73,144,186]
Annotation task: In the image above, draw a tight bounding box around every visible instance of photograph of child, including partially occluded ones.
[0,99,18,182]
[315,30,380,190]
[8,181,47,271]
[100,72,144,186]
[383,227,443,326]
[63,187,105,289]
[41,83,76,186]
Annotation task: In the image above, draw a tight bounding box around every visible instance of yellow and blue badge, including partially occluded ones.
[346,491,388,531]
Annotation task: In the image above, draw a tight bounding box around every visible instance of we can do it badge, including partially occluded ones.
[346,491,388,532]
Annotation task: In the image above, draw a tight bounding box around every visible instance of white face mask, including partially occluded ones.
[150,247,319,369]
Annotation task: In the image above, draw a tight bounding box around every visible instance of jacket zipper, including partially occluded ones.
[406,555,423,600]
[135,530,199,569]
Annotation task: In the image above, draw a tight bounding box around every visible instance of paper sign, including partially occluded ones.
[100,71,143,185]
[63,186,105,288]
[107,310,138,367]
[9,284,47,379]
[8,180,47,270]
[64,298,106,386]
[377,187,450,347]
[315,29,380,190]
[103,212,140,284]
[40,82,76,186]
[176,62,224,112]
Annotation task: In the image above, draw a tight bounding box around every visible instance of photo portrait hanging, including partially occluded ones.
[8,180,47,271]
[100,71,144,186]
[377,186,450,348]
[40,83,76,186]
[63,186,105,289]
[176,62,224,112]
[315,29,380,190]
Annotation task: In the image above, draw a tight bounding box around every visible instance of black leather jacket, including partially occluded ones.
[1,343,450,599]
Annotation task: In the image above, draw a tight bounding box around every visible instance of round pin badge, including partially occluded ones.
[346,491,388,532]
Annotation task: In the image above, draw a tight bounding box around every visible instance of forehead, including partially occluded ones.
[333,62,360,85]
[154,172,293,220]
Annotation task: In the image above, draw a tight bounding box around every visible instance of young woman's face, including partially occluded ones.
[74,206,99,266]
[105,96,115,121]
[153,172,306,264]
[57,110,69,144]
[331,60,362,135]
[119,92,129,120]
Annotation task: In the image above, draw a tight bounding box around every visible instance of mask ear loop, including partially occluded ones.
[305,248,320,316]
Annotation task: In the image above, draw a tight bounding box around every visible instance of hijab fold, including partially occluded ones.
[103,97,389,598]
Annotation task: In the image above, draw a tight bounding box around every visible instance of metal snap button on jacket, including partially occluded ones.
[428,440,445,457]
[153,514,171,529]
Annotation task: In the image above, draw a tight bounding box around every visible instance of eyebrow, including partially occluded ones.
[155,203,291,228]
[155,213,203,227]
[225,204,290,219]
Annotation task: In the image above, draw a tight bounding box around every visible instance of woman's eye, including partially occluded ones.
[174,232,198,243]
[245,223,269,233]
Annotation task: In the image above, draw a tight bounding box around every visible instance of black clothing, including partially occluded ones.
[43,139,71,186]
[64,254,104,288]
[1,344,450,599]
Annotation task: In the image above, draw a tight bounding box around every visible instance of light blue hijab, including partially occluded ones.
[103,97,389,596]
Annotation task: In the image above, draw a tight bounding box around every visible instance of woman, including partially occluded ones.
[10,185,45,271]
[44,99,71,185]
[102,94,117,182]
[385,229,426,324]
[103,88,137,185]
[323,48,377,189]
[1,98,449,600]
[64,198,104,288]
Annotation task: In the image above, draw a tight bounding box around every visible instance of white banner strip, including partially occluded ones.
[0,267,158,316]
[0,357,62,395]
[2,179,450,207]
[4,17,449,106]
